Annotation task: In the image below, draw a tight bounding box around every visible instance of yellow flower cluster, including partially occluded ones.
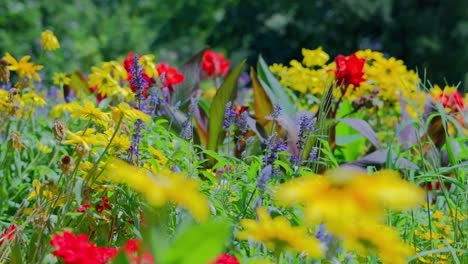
[414,208,467,263]
[103,157,209,222]
[275,167,425,263]
[41,30,60,51]
[237,208,323,258]
[269,47,333,95]
[269,47,426,119]
[88,62,130,98]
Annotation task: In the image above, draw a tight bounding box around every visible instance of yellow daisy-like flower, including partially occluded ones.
[50,102,81,118]
[53,73,71,86]
[41,30,60,51]
[62,129,108,151]
[111,102,151,124]
[3,52,43,82]
[36,142,52,154]
[148,145,168,166]
[104,130,131,154]
[237,207,323,258]
[88,66,120,97]
[102,61,128,80]
[302,47,329,67]
[103,157,209,222]
[139,54,158,78]
[21,91,47,108]
[69,100,110,127]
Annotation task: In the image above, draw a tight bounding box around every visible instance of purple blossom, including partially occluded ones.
[296,113,318,151]
[180,116,193,140]
[128,53,147,103]
[309,146,319,162]
[128,119,145,162]
[270,103,282,119]
[223,101,236,129]
[257,164,272,189]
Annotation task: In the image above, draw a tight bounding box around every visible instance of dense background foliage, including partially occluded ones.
[1,0,467,89]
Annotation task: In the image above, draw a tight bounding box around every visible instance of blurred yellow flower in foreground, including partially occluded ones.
[103,158,209,222]
[41,30,60,51]
[237,207,323,258]
[275,166,424,263]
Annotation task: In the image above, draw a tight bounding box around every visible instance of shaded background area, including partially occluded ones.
[1,0,467,90]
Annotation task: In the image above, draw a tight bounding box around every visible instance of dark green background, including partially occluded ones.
[1,0,467,91]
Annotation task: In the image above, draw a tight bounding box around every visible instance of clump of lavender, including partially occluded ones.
[308,146,319,162]
[292,112,318,165]
[262,134,288,166]
[128,53,147,105]
[180,117,193,140]
[128,119,144,162]
[256,164,272,189]
[223,101,236,130]
[270,103,282,120]
[127,53,147,163]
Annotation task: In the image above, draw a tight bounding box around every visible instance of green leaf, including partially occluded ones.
[256,55,296,117]
[162,221,231,264]
[111,251,131,264]
[207,60,246,152]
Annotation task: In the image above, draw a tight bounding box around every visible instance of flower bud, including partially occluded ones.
[53,120,66,142]
[75,143,89,157]
[9,131,22,151]
[0,59,10,83]
[59,155,75,174]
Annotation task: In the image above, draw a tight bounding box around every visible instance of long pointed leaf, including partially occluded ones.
[338,118,382,149]
[207,60,246,151]
[257,55,296,117]
[172,48,207,108]
[251,67,274,133]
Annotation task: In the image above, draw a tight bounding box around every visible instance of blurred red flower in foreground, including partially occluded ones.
[0,225,16,246]
[51,231,155,264]
[211,253,240,264]
[202,50,231,78]
[50,231,117,264]
[334,54,366,87]
[123,239,155,264]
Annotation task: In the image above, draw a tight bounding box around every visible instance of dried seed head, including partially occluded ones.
[53,119,66,142]
[8,88,19,98]
[9,131,22,151]
[75,143,89,157]
[59,155,75,174]
[0,59,9,83]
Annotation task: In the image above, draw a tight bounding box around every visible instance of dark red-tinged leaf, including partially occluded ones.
[276,115,299,157]
[397,93,419,149]
[193,100,209,147]
[251,67,274,133]
[338,118,382,149]
[172,48,208,109]
[346,149,419,170]
[207,60,246,152]
[64,71,89,101]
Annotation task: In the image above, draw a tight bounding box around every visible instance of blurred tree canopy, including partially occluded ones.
[1,0,467,90]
